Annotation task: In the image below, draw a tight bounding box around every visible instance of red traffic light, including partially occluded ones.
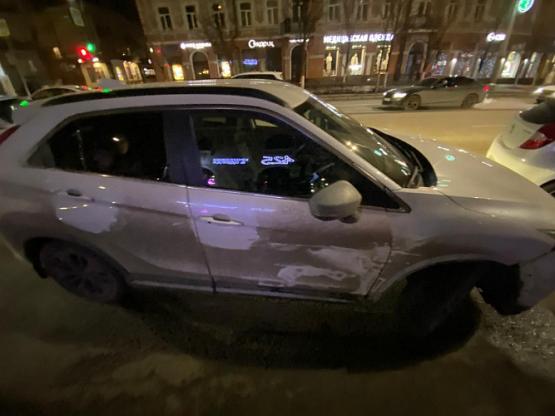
[76,46,93,61]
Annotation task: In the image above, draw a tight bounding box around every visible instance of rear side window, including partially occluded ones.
[31,111,168,182]
[454,77,475,86]
[521,100,555,124]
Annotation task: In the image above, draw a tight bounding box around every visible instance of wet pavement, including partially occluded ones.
[1,241,555,416]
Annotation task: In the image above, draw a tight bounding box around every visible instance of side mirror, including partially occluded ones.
[309,180,362,223]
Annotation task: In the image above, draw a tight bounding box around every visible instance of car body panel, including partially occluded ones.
[188,186,391,295]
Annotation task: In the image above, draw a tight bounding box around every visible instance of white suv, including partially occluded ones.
[1,80,554,336]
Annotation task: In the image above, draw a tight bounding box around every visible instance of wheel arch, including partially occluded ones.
[23,236,130,281]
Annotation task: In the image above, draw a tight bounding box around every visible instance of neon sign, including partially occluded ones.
[486,32,506,42]
[243,58,258,66]
[180,42,212,50]
[212,158,249,165]
[261,155,295,166]
[323,33,394,44]
[517,0,534,14]
[248,39,275,48]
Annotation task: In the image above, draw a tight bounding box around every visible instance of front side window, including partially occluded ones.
[328,0,341,21]
[190,109,395,207]
[294,97,414,187]
[239,2,252,27]
[158,6,173,30]
[32,112,168,182]
[266,0,279,24]
[185,4,198,30]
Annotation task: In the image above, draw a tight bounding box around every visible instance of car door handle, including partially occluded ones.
[60,189,94,202]
[199,214,242,226]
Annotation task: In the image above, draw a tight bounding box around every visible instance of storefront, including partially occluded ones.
[239,38,283,73]
[320,33,394,78]
[79,60,111,86]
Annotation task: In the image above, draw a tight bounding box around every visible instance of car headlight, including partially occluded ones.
[533,87,544,95]
[540,230,555,240]
[393,92,407,99]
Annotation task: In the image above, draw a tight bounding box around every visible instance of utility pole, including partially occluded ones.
[490,1,518,84]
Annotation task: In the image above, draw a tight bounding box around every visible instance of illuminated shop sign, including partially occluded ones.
[517,0,534,14]
[180,42,212,50]
[323,33,394,44]
[289,38,309,44]
[486,32,506,42]
[212,158,249,165]
[261,155,295,166]
[243,58,258,66]
[248,39,275,48]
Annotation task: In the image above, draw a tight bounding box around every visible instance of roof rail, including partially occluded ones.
[43,86,288,108]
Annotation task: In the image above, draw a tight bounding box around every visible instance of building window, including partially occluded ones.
[267,0,279,24]
[474,0,486,22]
[52,46,62,59]
[212,3,225,28]
[356,0,369,20]
[239,2,252,27]
[185,4,198,30]
[446,0,458,19]
[416,1,431,16]
[157,6,173,30]
[292,0,301,22]
[328,0,341,22]
[383,0,392,18]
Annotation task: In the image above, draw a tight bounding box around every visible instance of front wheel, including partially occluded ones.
[397,264,482,337]
[403,95,421,111]
[39,241,126,303]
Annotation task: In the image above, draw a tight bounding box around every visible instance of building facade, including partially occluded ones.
[135,0,555,84]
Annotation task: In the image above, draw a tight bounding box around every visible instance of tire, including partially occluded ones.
[541,181,555,197]
[403,95,421,111]
[461,94,479,109]
[397,264,482,337]
[39,241,126,303]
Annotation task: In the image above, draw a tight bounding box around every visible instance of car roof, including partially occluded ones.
[43,79,309,109]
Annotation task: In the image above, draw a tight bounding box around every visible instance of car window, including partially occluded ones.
[30,111,169,182]
[521,99,555,124]
[190,109,398,208]
[235,74,276,80]
[454,77,474,87]
[294,97,414,187]
[31,89,57,100]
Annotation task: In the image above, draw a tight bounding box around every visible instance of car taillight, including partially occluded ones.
[520,123,555,149]
[0,125,19,146]
[482,85,490,93]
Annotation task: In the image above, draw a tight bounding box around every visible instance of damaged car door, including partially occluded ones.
[184,108,393,298]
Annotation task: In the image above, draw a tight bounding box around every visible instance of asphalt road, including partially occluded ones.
[1,94,555,416]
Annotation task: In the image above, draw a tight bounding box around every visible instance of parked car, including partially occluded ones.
[232,71,283,80]
[487,97,555,196]
[0,80,554,336]
[382,76,488,110]
[30,85,88,101]
[532,85,555,103]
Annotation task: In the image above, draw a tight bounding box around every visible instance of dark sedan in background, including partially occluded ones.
[382,76,489,110]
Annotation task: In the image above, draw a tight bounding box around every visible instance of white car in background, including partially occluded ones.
[487,98,555,196]
[232,71,283,81]
[532,85,555,103]
[30,85,89,101]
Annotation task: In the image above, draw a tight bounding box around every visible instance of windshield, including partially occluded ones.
[294,97,414,187]
[416,78,440,87]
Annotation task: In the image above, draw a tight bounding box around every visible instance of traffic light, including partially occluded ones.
[86,42,96,53]
[76,45,95,62]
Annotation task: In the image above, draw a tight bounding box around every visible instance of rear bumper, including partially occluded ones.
[486,137,555,186]
[518,249,555,308]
